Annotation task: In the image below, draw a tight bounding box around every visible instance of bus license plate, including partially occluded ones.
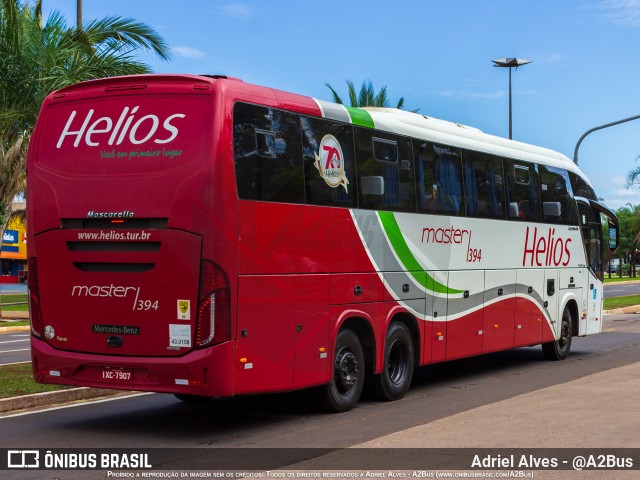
[102,368,133,382]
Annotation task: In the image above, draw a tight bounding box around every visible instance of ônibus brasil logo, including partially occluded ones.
[56,106,185,149]
[314,134,349,192]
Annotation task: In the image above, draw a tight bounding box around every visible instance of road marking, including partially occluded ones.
[0,392,154,419]
[0,339,29,345]
[0,348,30,353]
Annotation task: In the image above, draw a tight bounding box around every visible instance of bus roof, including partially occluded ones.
[46,73,588,184]
[324,105,581,177]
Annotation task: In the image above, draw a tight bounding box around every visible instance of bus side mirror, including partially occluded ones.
[609,224,619,251]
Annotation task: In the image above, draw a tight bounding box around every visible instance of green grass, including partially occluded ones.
[0,293,28,311]
[603,276,640,284]
[0,363,70,399]
[0,320,29,327]
[604,295,640,310]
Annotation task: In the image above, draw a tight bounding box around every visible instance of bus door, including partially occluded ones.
[543,269,560,342]
[577,200,619,335]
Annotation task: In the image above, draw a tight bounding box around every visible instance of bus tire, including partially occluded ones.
[542,307,573,361]
[368,322,414,401]
[174,394,213,403]
[322,328,365,412]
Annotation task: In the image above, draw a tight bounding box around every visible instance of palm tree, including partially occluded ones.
[0,0,170,236]
[626,164,640,190]
[325,79,408,110]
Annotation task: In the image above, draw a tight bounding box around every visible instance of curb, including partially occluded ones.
[603,305,640,314]
[0,311,29,320]
[0,325,30,333]
[0,387,127,414]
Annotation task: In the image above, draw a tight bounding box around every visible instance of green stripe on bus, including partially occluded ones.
[345,106,375,129]
[377,211,462,295]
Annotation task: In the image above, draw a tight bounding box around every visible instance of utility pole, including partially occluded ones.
[573,114,640,165]
[77,0,82,30]
[492,58,532,140]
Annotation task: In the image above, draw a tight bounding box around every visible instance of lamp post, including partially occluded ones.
[492,58,531,140]
[573,114,640,165]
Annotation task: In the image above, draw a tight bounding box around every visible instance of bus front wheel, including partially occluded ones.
[321,328,365,412]
[368,322,414,401]
[542,307,573,361]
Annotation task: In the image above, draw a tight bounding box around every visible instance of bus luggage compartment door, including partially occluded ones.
[34,228,201,357]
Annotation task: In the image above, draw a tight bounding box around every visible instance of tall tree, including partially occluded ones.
[626,163,640,190]
[614,204,640,277]
[0,0,170,235]
[325,79,408,109]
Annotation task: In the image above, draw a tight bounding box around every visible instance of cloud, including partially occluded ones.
[593,0,640,28]
[213,3,254,20]
[173,46,206,59]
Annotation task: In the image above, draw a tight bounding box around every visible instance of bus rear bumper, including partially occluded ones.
[30,337,236,397]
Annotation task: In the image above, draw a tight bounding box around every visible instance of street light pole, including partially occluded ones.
[492,58,531,140]
[573,114,640,165]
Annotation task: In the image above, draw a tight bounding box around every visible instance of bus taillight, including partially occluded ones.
[196,260,231,348]
[28,258,44,338]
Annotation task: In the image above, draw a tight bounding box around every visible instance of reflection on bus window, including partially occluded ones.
[505,160,540,221]
[415,140,463,216]
[233,103,304,203]
[462,150,505,218]
[539,165,578,225]
[356,129,414,212]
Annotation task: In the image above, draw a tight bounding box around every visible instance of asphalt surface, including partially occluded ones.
[0,331,30,364]
[1,284,639,479]
[603,281,640,297]
[0,283,27,294]
[0,313,638,480]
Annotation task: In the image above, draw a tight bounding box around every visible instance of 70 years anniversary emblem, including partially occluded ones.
[314,134,349,193]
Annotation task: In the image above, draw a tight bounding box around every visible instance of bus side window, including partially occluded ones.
[301,116,356,208]
[569,171,597,201]
[355,129,415,212]
[539,165,578,225]
[414,140,463,216]
[233,102,304,204]
[505,159,541,221]
[462,149,505,218]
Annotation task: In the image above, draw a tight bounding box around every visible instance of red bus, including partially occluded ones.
[27,74,618,412]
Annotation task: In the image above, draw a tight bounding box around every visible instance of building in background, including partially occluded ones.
[1,201,27,283]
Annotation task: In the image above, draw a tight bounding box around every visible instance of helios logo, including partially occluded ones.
[56,106,185,149]
[522,226,572,267]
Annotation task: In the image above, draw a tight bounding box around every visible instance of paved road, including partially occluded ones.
[0,314,638,477]
[604,281,640,298]
[0,331,30,365]
[0,284,27,294]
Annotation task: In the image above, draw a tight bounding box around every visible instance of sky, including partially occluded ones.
[43,0,640,211]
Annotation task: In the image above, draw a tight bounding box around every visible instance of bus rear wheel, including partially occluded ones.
[321,328,365,412]
[542,307,573,361]
[368,322,414,401]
